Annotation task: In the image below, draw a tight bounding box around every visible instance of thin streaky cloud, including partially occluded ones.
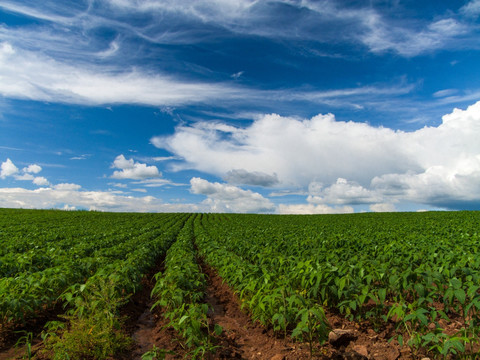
[0,42,415,107]
[0,2,77,24]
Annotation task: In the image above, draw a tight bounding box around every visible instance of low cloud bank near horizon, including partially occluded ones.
[153,101,480,211]
[2,102,480,213]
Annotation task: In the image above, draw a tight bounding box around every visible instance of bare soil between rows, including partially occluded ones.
[0,302,64,360]
[123,255,421,360]
[1,256,461,360]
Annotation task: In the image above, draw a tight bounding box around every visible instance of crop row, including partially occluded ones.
[2,209,480,359]
[194,214,330,352]
[197,212,480,357]
[47,214,189,359]
[0,211,188,328]
[150,214,221,358]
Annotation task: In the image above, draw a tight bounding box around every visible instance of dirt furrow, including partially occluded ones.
[119,259,184,360]
[200,261,319,360]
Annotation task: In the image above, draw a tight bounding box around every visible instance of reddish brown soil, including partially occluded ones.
[200,261,411,360]
[199,260,430,360]
[201,261,317,360]
[117,259,478,360]
[2,258,476,360]
[117,259,185,360]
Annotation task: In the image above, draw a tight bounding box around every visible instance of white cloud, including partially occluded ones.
[62,204,77,211]
[307,178,382,205]
[372,156,480,209]
[433,89,458,98]
[1,159,50,186]
[70,154,91,160]
[0,41,413,109]
[1,158,19,178]
[0,186,199,212]
[154,113,414,187]
[132,178,184,187]
[360,16,468,56]
[32,177,49,186]
[104,0,259,27]
[109,182,128,188]
[54,183,81,190]
[0,42,251,107]
[156,101,480,209]
[277,203,354,215]
[102,0,478,57]
[369,203,396,212]
[0,2,74,24]
[96,39,120,58]
[461,0,480,18]
[190,177,275,213]
[231,71,244,79]
[132,188,147,193]
[15,173,35,181]
[23,164,42,174]
[113,155,135,170]
[111,155,161,180]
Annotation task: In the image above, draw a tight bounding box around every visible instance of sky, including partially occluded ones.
[1,0,480,214]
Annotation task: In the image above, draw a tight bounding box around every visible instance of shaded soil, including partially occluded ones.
[2,257,477,360]
[0,303,64,360]
[117,259,480,360]
[117,258,183,360]
[200,261,324,360]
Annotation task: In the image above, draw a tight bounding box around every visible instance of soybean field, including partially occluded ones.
[1,208,479,359]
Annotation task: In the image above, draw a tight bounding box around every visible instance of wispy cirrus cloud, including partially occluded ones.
[461,0,480,18]
[2,1,478,64]
[0,41,415,108]
[101,0,480,56]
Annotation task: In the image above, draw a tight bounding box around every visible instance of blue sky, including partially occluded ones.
[1,0,480,213]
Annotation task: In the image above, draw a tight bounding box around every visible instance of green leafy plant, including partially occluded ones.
[291,305,329,357]
[141,345,174,360]
[14,330,34,360]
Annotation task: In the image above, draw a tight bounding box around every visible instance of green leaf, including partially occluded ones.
[214,324,223,336]
[178,315,189,325]
[378,288,387,303]
[450,278,462,290]
[454,289,466,305]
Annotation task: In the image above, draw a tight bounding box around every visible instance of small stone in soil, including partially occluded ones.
[352,344,368,357]
[328,329,357,347]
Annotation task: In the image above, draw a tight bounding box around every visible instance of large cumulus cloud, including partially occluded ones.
[153,101,480,210]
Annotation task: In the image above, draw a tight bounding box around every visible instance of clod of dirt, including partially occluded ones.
[351,344,368,358]
[344,350,368,360]
[328,329,357,347]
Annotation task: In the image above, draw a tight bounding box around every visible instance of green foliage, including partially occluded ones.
[141,345,174,360]
[194,211,480,357]
[194,214,331,343]
[14,330,33,360]
[291,305,329,356]
[2,209,480,358]
[151,215,218,357]
[0,209,189,359]
[0,210,188,327]
[44,276,132,359]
